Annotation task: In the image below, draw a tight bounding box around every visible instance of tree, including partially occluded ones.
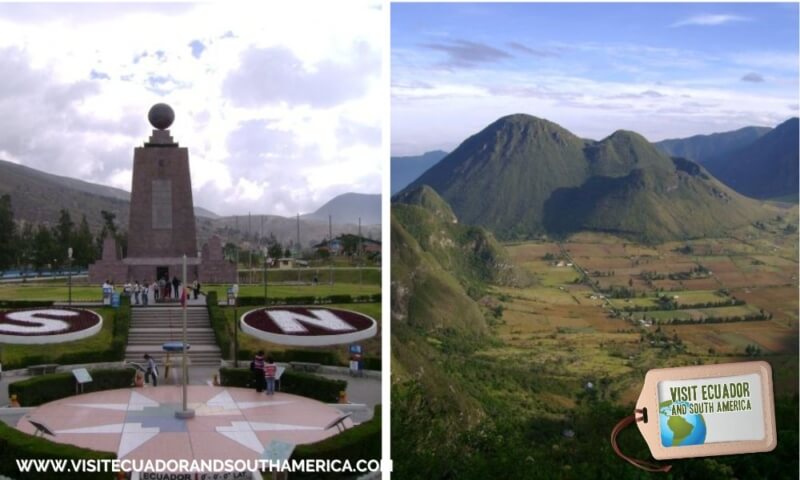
[100,210,118,237]
[51,209,74,268]
[32,225,55,273]
[16,223,34,270]
[268,243,283,260]
[97,210,118,256]
[72,215,95,267]
[0,194,15,269]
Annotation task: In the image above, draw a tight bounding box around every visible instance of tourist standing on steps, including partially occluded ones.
[163,277,171,300]
[142,280,149,305]
[264,357,277,396]
[192,279,199,300]
[144,354,158,386]
[252,350,266,393]
[172,276,180,299]
[153,279,160,301]
[133,281,141,305]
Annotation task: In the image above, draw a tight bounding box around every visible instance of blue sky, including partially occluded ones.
[392,3,799,155]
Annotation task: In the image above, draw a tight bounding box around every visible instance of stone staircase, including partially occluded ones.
[124,306,222,367]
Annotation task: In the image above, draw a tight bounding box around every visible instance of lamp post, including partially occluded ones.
[233,284,239,368]
[175,254,194,419]
[232,243,240,368]
[262,247,268,307]
[67,247,73,306]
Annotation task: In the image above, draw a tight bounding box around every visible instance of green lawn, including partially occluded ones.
[0,284,104,302]
[235,267,380,285]
[204,282,380,300]
[0,281,380,302]
[0,307,116,369]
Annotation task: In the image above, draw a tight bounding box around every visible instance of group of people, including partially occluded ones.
[251,351,278,395]
[110,276,203,305]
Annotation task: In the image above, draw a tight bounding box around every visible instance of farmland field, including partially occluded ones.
[493,224,798,404]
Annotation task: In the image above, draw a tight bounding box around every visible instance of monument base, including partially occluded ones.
[88,258,236,284]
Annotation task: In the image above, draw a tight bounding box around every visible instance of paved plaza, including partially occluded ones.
[15,386,350,462]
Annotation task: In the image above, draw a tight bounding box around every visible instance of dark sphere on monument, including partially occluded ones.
[148,103,175,130]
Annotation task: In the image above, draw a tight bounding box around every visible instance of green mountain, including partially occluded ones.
[391,187,538,471]
[393,185,527,289]
[391,193,491,437]
[655,125,771,164]
[402,114,768,242]
[701,118,798,201]
[393,184,457,224]
[391,150,448,195]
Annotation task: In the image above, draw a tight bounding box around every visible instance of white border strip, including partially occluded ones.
[0,309,103,345]
[240,307,378,347]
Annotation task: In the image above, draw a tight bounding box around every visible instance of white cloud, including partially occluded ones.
[0,1,383,217]
[391,66,795,155]
[671,14,751,27]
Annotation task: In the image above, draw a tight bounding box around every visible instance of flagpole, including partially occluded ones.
[176,254,194,419]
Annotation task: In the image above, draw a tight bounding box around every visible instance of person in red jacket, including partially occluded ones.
[264,357,277,396]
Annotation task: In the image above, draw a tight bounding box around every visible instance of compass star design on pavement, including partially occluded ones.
[17,386,350,462]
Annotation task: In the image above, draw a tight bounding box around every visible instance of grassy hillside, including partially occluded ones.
[391,212,491,455]
[393,186,529,289]
[543,157,767,242]
[401,114,771,243]
[0,159,217,232]
[406,114,589,238]
[391,193,799,478]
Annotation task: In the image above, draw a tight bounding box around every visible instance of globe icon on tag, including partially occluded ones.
[659,400,707,447]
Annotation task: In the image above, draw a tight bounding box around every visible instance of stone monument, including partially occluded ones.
[89,104,236,285]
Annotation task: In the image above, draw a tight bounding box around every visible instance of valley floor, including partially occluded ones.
[488,218,798,411]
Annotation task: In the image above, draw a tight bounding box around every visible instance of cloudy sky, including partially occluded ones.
[392,3,799,156]
[0,2,382,216]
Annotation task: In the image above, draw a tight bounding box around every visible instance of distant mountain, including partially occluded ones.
[301,192,381,225]
[0,159,218,231]
[700,118,799,201]
[0,160,380,248]
[400,114,768,242]
[655,125,771,164]
[198,214,380,250]
[390,150,448,194]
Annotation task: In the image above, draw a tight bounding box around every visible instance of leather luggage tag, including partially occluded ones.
[635,360,777,459]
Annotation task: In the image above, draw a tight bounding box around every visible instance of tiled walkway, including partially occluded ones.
[16,386,350,462]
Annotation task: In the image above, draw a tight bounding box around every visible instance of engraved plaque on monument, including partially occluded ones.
[151,179,173,229]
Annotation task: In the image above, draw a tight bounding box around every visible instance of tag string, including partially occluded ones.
[610,409,672,473]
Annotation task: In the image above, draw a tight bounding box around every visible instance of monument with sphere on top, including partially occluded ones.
[88,104,236,285]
